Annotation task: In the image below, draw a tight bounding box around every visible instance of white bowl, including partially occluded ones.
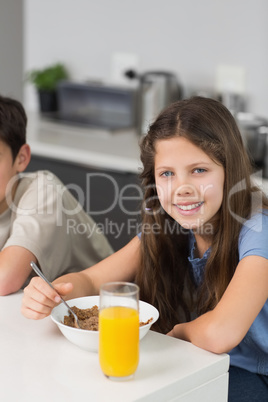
[51,295,159,352]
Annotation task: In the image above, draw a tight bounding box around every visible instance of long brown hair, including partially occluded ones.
[136,96,268,333]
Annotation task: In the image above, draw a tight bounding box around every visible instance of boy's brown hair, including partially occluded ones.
[0,95,27,161]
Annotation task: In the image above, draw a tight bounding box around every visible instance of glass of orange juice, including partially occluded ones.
[99,281,140,381]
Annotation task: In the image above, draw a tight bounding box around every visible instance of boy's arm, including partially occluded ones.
[0,246,37,295]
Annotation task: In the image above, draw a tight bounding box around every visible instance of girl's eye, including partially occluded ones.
[161,171,174,177]
[193,168,206,174]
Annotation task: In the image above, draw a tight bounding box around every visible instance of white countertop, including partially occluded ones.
[26,113,268,190]
[27,112,142,174]
[0,292,229,402]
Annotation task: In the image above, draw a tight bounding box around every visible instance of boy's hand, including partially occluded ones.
[21,277,73,320]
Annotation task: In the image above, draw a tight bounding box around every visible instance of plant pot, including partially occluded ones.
[38,89,58,113]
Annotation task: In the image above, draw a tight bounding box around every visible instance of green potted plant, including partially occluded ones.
[27,63,69,113]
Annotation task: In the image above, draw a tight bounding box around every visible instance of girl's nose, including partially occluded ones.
[174,178,195,196]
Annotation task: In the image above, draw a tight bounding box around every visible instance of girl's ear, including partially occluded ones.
[15,144,31,172]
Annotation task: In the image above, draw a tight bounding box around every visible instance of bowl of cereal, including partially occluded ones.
[51,295,159,352]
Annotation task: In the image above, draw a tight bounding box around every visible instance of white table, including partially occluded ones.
[0,292,229,402]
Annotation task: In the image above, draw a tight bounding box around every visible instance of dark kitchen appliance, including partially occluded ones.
[236,112,268,177]
[43,81,138,131]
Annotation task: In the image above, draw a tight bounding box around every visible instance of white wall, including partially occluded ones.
[24,0,268,117]
[0,0,23,101]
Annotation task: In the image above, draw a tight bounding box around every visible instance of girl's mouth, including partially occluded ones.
[175,201,204,214]
[177,201,203,211]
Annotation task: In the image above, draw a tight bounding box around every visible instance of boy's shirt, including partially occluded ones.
[0,170,113,285]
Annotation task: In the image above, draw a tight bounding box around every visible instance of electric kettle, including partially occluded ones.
[138,71,183,134]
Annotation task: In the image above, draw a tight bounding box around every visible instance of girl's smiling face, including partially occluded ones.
[154,136,225,233]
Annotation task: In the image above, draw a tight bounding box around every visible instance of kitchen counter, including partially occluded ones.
[26,113,268,189]
[0,292,229,402]
[26,112,142,174]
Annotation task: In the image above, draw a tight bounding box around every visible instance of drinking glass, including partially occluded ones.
[99,282,140,381]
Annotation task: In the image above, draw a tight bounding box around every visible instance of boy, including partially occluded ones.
[0,95,113,295]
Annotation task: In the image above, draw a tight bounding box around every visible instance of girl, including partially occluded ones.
[22,97,268,401]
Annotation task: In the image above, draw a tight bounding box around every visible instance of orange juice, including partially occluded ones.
[99,306,139,378]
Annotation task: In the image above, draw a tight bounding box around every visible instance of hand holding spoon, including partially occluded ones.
[30,261,81,329]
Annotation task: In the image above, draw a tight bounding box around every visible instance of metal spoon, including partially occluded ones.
[30,261,81,329]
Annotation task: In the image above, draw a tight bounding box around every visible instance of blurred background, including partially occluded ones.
[1,0,267,116]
